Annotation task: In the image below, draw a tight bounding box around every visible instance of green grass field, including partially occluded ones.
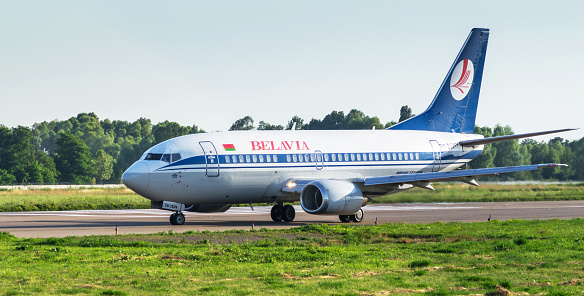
[0,188,149,212]
[1,220,583,295]
[0,183,583,212]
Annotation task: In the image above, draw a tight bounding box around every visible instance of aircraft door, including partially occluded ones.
[315,150,324,170]
[429,140,441,172]
[199,141,219,177]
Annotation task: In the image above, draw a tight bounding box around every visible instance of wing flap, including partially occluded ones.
[364,164,567,186]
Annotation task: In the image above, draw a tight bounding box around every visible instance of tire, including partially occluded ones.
[170,213,185,225]
[339,215,351,223]
[270,205,283,222]
[175,213,185,225]
[350,208,364,223]
[282,205,296,222]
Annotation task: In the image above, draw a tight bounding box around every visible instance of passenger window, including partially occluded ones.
[331,154,336,161]
[266,155,271,162]
[324,154,329,162]
[292,154,298,162]
[338,154,342,161]
[410,153,414,160]
[310,154,315,162]
[286,155,291,162]
[404,153,409,160]
[225,156,230,163]
[232,155,238,163]
[398,153,403,160]
[298,154,303,162]
[350,154,355,161]
[415,153,420,160]
[239,155,244,163]
[374,153,379,160]
[344,154,349,161]
[316,153,322,162]
[273,155,278,162]
[245,155,251,163]
[356,154,361,161]
[392,153,397,160]
[380,153,385,161]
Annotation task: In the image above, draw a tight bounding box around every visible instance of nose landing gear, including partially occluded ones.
[170,212,185,225]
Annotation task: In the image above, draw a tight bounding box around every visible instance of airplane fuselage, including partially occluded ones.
[123,129,484,205]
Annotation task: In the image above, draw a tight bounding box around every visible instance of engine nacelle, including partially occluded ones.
[300,180,365,215]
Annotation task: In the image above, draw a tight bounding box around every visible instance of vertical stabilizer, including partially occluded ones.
[389,28,489,134]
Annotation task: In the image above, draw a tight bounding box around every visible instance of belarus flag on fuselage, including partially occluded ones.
[223,144,236,151]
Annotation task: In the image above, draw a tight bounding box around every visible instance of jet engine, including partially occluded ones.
[300,180,366,215]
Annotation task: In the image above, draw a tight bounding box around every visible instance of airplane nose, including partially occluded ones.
[122,161,150,196]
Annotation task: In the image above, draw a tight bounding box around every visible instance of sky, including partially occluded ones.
[1,1,582,141]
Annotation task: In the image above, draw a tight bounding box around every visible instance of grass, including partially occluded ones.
[371,182,584,203]
[0,188,149,212]
[0,183,583,212]
[1,219,583,295]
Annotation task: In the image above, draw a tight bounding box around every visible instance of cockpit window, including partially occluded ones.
[161,153,182,163]
[145,153,181,163]
[145,153,163,160]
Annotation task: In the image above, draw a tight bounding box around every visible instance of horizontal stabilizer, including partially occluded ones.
[460,128,577,147]
[363,164,567,186]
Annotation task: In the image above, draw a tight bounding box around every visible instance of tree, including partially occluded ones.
[286,116,304,130]
[257,121,284,130]
[398,105,414,122]
[229,116,254,131]
[55,132,94,184]
[94,149,114,184]
[152,121,190,144]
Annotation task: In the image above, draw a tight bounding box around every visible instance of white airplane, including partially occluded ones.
[122,28,573,225]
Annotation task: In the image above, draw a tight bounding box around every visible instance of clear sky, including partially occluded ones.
[1,1,582,141]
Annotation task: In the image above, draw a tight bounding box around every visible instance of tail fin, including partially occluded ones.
[389,28,489,134]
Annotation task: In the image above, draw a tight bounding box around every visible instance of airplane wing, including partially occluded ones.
[459,129,577,147]
[362,164,567,186]
[281,163,567,194]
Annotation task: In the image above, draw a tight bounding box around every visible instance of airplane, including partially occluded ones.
[122,28,574,225]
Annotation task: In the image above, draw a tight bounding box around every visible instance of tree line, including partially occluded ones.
[0,107,581,185]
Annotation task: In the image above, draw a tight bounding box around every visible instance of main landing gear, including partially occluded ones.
[339,208,364,223]
[270,203,296,222]
[170,212,185,225]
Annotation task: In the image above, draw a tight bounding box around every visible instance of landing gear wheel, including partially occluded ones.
[282,205,296,222]
[339,215,351,223]
[270,205,283,222]
[350,208,364,223]
[170,212,185,225]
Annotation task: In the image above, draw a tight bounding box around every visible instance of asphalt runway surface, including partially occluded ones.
[1,200,583,238]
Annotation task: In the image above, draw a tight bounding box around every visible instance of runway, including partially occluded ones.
[1,200,583,238]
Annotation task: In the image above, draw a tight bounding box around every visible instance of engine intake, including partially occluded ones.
[300,180,365,215]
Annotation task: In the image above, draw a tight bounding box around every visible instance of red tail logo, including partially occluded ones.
[450,59,474,101]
